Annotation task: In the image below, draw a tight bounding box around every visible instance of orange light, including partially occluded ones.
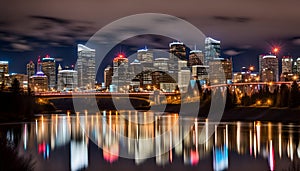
[273,48,279,53]
[249,66,254,71]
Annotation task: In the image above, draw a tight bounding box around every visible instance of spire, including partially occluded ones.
[58,64,62,71]
[37,56,42,72]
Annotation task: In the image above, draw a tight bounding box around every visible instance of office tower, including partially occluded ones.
[292,62,298,74]
[137,47,153,71]
[169,42,186,81]
[209,58,232,84]
[296,58,300,74]
[260,55,279,82]
[129,59,142,78]
[42,56,56,90]
[112,54,129,91]
[29,58,48,92]
[189,49,204,66]
[281,56,293,74]
[26,61,35,80]
[29,72,48,92]
[57,65,78,91]
[204,37,221,64]
[77,44,96,90]
[154,58,169,72]
[178,69,191,92]
[0,61,9,87]
[104,65,113,89]
[192,65,209,81]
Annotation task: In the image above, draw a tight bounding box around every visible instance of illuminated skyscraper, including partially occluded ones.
[260,55,279,82]
[209,58,232,84]
[42,55,56,90]
[112,54,129,91]
[137,47,153,71]
[281,56,293,74]
[0,61,9,88]
[189,49,204,66]
[104,65,113,89]
[77,44,96,90]
[296,58,300,74]
[30,66,48,92]
[205,37,221,64]
[26,61,35,79]
[57,69,78,91]
[154,58,169,72]
[169,42,186,81]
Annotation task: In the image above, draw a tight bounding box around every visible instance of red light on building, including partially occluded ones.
[273,47,279,54]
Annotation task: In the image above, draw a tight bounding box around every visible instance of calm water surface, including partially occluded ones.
[1,111,300,171]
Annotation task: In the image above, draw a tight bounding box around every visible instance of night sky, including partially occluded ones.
[1,0,300,82]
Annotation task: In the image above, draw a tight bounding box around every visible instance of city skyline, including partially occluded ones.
[1,0,300,77]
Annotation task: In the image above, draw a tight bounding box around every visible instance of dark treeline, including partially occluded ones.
[0,78,55,122]
[186,80,300,112]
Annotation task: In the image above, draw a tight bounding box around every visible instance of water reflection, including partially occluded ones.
[10,111,300,170]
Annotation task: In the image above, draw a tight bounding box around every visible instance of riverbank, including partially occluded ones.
[221,106,300,122]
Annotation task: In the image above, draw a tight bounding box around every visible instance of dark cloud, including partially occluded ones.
[10,43,32,51]
[224,49,243,56]
[30,15,71,25]
[213,16,252,23]
[291,37,300,45]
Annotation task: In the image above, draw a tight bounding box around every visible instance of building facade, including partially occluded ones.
[104,65,113,89]
[282,56,293,74]
[260,55,279,82]
[137,48,153,71]
[42,57,56,90]
[111,54,129,91]
[204,37,221,64]
[0,61,9,88]
[27,61,35,80]
[29,71,48,92]
[189,50,204,66]
[208,58,232,84]
[77,44,96,90]
[57,69,78,91]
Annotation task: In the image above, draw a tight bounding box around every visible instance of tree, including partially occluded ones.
[279,84,289,107]
[289,80,299,108]
[11,78,21,95]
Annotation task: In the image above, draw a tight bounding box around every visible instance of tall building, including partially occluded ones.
[189,50,204,66]
[178,69,191,92]
[42,56,56,90]
[205,37,221,64]
[26,61,35,80]
[281,56,293,74]
[30,58,48,92]
[57,65,78,91]
[0,61,9,88]
[154,58,169,72]
[208,58,232,84]
[137,47,153,71]
[129,59,142,79]
[260,55,279,82]
[29,73,48,92]
[169,42,186,81]
[104,65,113,89]
[296,58,300,74]
[192,65,209,82]
[77,44,96,90]
[111,54,129,91]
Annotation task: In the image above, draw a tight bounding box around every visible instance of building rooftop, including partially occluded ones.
[77,44,95,52]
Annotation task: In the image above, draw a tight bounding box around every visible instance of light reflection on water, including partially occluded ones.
[4,111,300,171]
